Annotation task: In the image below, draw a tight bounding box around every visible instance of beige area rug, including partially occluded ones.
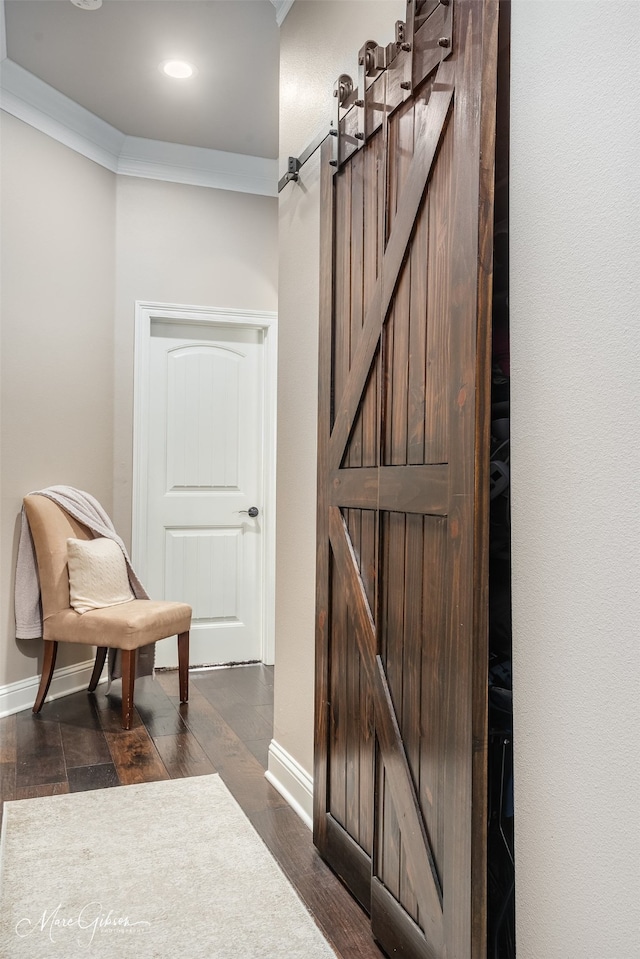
[0,774,338,959]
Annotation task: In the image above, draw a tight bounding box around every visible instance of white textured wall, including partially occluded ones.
[0,114,116,686]
[113,176,277,541]
[275,0,404,775]
[510,2,640,957]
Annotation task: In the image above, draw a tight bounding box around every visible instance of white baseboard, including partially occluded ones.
[265,739,314,830]
[0,659,106,718]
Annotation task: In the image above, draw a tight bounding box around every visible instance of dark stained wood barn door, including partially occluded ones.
[314,2,499,957]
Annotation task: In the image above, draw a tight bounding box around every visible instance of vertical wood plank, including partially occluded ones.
[389,259,411,466]
[349,150,365,468]
[359,649,375,857]
[363,136,380,311]
[348,502,365,846]
[358,508,376,860]
[398,512,424,920]
[362,137,382,470]
[360,508,376,615]
[389,100,415,468]
[380,765,401,901]
[345,507,362,846]
[379,510,405,900]
[333,164,352,433]
[345,604,362,844]
[329,548,348,829]
[383,513,405,736]
[347,508,362,585]
[386,110,399,238]
[420,516,448,876]
[425,112,453,465]
[382,88,396,473]
[442,4,498,957]
[314,137,336,850]
[376,513,390,892]
[382,304,394,467]
[407,95,430,466]
[397,99,416,194]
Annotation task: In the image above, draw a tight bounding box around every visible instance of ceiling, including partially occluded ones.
[3,0,280,159]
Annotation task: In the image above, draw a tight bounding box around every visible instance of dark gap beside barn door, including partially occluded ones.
[487,3,515,957]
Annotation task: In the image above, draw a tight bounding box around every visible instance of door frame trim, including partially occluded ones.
[132,300,278,665]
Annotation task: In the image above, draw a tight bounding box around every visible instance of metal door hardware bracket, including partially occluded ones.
[322,0,454,174]
[357,40,386,144]
[278,127,333,192]
[332,74,354,167]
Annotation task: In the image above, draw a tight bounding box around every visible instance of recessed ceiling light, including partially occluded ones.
[160,60,197,80]
[70,0,102,9]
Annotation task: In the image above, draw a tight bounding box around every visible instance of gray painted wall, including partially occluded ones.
[1,114,116,685]
[0,115,278,695]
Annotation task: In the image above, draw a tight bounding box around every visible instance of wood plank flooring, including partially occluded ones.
[0,664,385,959]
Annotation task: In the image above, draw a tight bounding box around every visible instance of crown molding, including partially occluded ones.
[269,0,295,27]
[0,58,124,170]
[118,136,277,196]
[0,57,277,197]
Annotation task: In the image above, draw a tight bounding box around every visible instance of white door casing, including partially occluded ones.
[133,302,277,668]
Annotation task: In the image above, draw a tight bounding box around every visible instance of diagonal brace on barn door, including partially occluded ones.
[328,506,444,949]
[329,60,455,472]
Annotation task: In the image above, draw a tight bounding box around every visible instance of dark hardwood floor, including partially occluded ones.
[0,664,385,959]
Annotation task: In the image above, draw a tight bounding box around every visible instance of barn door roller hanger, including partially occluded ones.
[279,0,453,190]
[331,0,454,169]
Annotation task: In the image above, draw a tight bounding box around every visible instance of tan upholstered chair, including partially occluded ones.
[24,494,191,730]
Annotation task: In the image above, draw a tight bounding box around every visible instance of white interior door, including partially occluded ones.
[147,320,264,667]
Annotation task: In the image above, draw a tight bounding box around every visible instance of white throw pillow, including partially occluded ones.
[67,537,135,614]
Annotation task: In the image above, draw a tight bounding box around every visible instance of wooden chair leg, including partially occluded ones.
[121,648,136,730]
[178,631,189,704]
[88,647,108,692]
[33,640,58,714]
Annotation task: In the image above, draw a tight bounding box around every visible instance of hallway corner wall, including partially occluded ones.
[0,113,116,691]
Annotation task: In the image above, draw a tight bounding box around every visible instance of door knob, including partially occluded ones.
[239,506,259,518]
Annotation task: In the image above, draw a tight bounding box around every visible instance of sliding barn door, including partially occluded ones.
[315,2,498,957]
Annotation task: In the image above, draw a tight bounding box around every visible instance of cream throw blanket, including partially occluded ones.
[15,485,148,639]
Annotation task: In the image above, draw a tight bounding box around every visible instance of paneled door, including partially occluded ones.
[147,320,264,668]
[315,2,499,958]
